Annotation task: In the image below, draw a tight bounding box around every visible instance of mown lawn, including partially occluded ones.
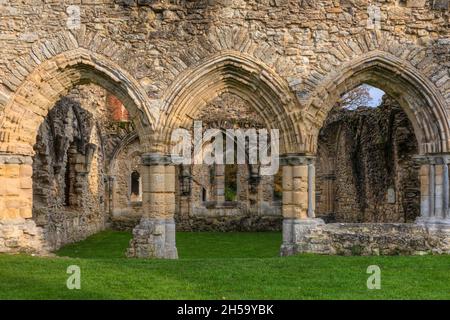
[0,230,449,299]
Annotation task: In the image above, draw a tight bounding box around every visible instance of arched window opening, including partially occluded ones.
[202,187,207,202]
[130,171,141,202]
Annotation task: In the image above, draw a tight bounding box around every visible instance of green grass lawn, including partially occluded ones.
[0,230,449,299]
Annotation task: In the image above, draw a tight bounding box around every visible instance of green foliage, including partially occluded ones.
[0,231,449,299]
[224,186,237,201]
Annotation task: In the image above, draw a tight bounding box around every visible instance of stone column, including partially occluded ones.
[127,153,178,259]
[416,155,450,226]
[279,154,324,256]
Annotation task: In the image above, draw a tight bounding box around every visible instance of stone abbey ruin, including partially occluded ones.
[0,0,449,257]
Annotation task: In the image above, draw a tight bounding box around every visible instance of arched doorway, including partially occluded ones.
[0,49,152,254]
[280,53,450,256]
[315,83,420,223]
[128,52,301,258]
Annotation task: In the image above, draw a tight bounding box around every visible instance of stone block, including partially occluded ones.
[292,165,308,178]
[19,164,32,178]
[282,205,293,218]
[18,207,31,219]
[5,182,20,196]
[5,208,19,219]
[128,217,178,259]
[292,177,307,191]
[164,172,175,192]
[293,206,308,219]
[148,174,165,192]
[432,0,449,9]
[4,164,20,178]
[406,0,427,7]
[292,191,308,206]
[282,190,292,204]
[20,177,33,189]
[282,166,292,190]
[149,165,166,174]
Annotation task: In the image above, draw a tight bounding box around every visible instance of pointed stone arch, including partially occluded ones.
[0,48,155,228]
[157,51,303,154]
[0,48,154,156]
[108,131,140,176]
[303,51,449,155]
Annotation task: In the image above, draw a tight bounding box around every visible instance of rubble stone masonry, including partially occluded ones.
[0,0,449,256]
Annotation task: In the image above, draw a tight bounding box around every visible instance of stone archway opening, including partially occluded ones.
[280,62,450,256]
[0,50,154,255]
[174,92,283,234]
[315,83,421,224]
[128,52,300,259]
[31,83,141,251]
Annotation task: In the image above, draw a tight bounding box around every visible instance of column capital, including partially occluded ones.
[141,153,181,166]
[413,154,450,165]
[280,154,315,166]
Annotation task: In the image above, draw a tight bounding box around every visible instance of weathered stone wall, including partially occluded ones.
[176,214,282,231]
[316,96,420,223]
[31,84,137,251]
[0,0,448,257]
[290,221,450,255]
[0,218,49,254]
[110,137,142,216]
[0,0,448,157]
[32,87,104,250]
[175,92,282,231]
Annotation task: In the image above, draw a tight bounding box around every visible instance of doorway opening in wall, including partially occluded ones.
[315,83,420,223]
[174,92,283,242]
[31,83,136,252]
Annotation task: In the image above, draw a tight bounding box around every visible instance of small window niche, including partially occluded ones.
[130,170,142,202]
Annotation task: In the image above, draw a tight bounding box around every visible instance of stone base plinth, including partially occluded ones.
[280,218,325,256]
[127,217,178,259]
[416,217,450,230]
[281,221,450,256]
[0,218,49,255]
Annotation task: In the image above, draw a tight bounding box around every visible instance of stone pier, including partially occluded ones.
[280,154,324,256]
[127,153,178,259]
[278,154,450,256]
